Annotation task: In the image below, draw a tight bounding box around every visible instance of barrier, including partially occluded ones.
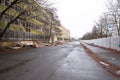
[83,36,120,51]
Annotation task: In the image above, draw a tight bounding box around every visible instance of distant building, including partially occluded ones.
[56,25,70,42]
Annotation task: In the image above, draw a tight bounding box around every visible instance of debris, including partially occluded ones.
[116,71,120,75]
[100,61,109,67]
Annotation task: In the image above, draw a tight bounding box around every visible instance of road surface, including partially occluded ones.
[0,41,119,80]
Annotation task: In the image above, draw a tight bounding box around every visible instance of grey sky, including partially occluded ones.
[50,0,108,38]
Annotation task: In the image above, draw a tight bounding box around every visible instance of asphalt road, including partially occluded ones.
[0,41,119,80]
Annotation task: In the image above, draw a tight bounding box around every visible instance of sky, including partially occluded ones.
[50,0,108,38]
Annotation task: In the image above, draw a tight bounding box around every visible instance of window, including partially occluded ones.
[14,19,18,25]
[0,0,5,6]
[5,0,10,6]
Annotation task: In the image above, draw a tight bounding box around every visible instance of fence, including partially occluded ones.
[83,36,120,51]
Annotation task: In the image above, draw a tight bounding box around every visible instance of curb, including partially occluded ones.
[80,42,120,77]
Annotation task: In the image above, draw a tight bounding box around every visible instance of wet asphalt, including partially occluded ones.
[0,41,119,80]
[82,43,120,67]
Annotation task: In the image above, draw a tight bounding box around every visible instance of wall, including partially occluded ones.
[83,36,120,51]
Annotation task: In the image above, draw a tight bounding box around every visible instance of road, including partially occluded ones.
[0,41,119,80]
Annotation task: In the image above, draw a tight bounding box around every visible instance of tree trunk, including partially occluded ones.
[0,0,20,19]
[0,12,24,40]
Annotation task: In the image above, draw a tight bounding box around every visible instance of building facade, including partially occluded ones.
[55,25,70,42]
[0,0,50,42]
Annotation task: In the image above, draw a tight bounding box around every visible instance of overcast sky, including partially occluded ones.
[50,0,108,38]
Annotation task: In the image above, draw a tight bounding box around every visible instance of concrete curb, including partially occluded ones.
[80,42,120,77]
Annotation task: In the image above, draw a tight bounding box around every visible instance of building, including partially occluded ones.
[0,0,51,47]
[0,0,49,41]
[54,25,70,43]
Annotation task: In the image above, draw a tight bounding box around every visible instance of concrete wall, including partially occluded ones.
[83,36,120,51]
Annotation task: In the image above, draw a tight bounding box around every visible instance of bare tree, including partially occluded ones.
[92,26,98,39]
[82,32,93,40]
[82,0,120,39]
[0,0,21,19]
[43,6,58,43]
[107,0,120,36]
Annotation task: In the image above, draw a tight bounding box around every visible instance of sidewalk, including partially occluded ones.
[81,42,120,76]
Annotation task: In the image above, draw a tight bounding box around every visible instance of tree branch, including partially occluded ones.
[0,0,21,19]
[0,12,25,40]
